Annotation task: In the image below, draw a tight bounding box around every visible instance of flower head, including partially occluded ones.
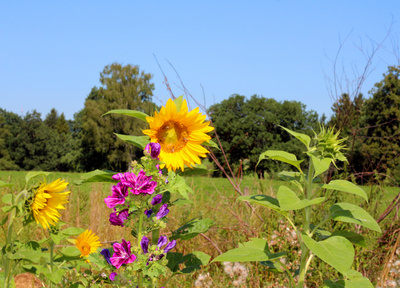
[151,194,163,205]
[156,204,169,219]
[30,179,70,229]
[104,183,129,209]
[75,229,101,258]
[143,98,214,171]
[113,170,157,195]
[145,142,161,159]
[111,239,136,269]
[109,209,129,226]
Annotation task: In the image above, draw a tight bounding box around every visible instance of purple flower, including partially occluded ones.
[145,143,161,159]
[151,194,163,205]
[157,235,176,252]
[100,248,112,265]
[144,209,153,218]
[156,164,163,176]
[156,204,169,219]
[110,272,117,281]
[163,240,177,253]
[109,209,129,226]
[104,183,129,209]
[115,171,157,195]
[110,239,136,269]
[141,236,149,254]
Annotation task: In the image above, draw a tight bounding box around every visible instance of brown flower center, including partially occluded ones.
[156,121,189,153]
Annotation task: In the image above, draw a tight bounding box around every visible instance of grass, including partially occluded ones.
[1,170,399,287]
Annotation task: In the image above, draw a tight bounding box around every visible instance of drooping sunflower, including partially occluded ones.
[76,229,101,258]
[30,179,70,229]
[142,99,214,171]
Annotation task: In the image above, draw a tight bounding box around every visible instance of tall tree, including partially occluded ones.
[0,114,18,170]
[80,63,156,171]
[208,94,319,177]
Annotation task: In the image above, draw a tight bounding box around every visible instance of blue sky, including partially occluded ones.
[1,1,400,120]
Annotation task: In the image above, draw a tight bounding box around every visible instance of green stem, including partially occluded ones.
[49,236,55,288]
[152,228,160,245]
[137,210,144,288]
[277,260,296,288]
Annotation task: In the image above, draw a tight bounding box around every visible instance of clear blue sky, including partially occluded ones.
[1,1,400,120]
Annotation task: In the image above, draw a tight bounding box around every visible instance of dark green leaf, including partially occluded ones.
[102,109,149,121]
[171,218,214,240]
[75,169,117,185]
[114,133,150,149]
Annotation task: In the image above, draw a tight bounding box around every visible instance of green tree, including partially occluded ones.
[361,65,400,180]
[208,94,319,177]
[0,114,18,170]
[80,63,156,171]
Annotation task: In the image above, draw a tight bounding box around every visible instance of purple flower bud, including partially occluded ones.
[110,272,117,281]
[141,236,149,254]
[145,143,161,159]
[164,240,176,253]
[156,204,169,219]
[157,235,168,248]
[100,248,112,265]
[151,194,163,205]
[144,209,153,218]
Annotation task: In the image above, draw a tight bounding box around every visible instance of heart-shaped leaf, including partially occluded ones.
[323,180,368,202]
[277,186,325,211]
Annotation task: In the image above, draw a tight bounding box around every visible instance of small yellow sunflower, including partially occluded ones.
[142,98,214,171]
[75,229,101,258]
[30,179,70,229]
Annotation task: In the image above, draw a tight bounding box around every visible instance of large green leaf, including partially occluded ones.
[330,203,381,232]
[280,126,311,148]
[212,238,285,262]
[114,133,150,149]
[166,171,193,199]
[330,230,366,248]
[258,150,303,172]
[202,139,220,150]
[170,218,214,240]
[166,251,210,274]
[277,186,325,211]
[323,269,374,288]
[75,169,117,185]
[179,164,211,176]
[238,195,281,212]
[0,180,13,188]
[102,109,149,122]
[323,180,368,202]
[310,155,331,179]
[302,234,354,275]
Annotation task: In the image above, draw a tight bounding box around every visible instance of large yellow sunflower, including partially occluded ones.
[30,179,70,229]
[75,229,101,258]
[142,98,214,171]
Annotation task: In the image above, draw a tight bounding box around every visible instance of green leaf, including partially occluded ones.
[61,227,86,236]
[277,186,325,211]
[9,249,43,263]
[330,203,381,233]
[114,133,150,149]
[179,164,211,176]
[258,150,303,172]
[0,180,14,188]
[166,251,210,274]
[43,268,66,285]
[170,218,214,240]
[172,198,194,207]
[25,171,50,184]
[51,233,64,245]
[75,169,117,185]
[166,171,193,199]
[60,246,81,257]
[323,270,374,288]
[2,205,15,213]
[238,195,282,213]
[280,126,311,148]
[102,109,149,121]
[202,139,220,150]
[323,180,368,202]
[212,238,285,262]
[0,214,8,226]
[2,194,12,204]
[310,155,331,178]
[331,231,367,248]
[173,96,184,112]
[88,252,109,270]
[302,234,354,275]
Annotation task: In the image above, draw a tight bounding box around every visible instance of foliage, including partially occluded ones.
[79,63,157,172]
[208,94,320,177]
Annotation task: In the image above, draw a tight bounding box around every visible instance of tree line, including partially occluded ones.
[1,63,400,183]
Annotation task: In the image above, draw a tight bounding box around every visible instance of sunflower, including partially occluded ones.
[30,179,70,229]
[142,99,214,171]
[76,229,101,258]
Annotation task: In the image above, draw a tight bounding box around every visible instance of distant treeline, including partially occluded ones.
[1,63,400,183]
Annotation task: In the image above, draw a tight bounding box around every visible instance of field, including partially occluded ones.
[1,170,399,287]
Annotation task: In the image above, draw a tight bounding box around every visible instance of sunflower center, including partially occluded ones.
[157,121,189,153]
[80,242,91,256]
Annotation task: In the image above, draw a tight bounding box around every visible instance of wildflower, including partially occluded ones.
[30,179,70,229]
[104,183,129,209]
[144,142,161,159]
[140,235,176,264]
[142,98,214,171]
[141,235,149,254]
[100,248,112,265]
[109,209,129,226]
[144,209,153,218]
[110,272,117,281]
[151,194,163,205]
[75,230,101,258]
[113,170,157,195]
[111,239,136,269]
[156,204,169,219]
